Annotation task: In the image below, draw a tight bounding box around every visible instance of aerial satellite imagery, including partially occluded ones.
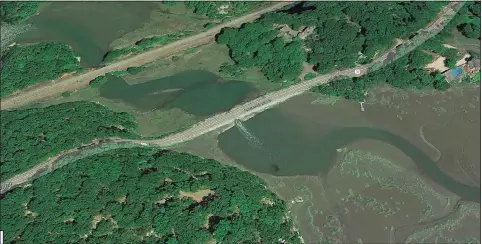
[0,1,481,243]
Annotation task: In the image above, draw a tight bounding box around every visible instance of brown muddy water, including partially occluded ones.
[217,86,481,202]
[16,2,155,67]
[175,84,480,243]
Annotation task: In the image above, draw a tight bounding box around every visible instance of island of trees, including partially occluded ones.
[1,147,301,243]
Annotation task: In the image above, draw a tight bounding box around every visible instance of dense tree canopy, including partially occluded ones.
[216,1,447,82]
[0,1,40,24]
[456,2,481,40]
[217,22,306,82]
[312,49,448,101]
[1,102,140,179]
[1,42,82,98]
[1,147,300,244]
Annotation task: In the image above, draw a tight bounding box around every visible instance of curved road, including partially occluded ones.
[1,2,463,193]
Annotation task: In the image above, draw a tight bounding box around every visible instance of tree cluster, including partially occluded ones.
[1,42,82,98]
[217,21,306,82]
[216,2,447,82]
[311,1,482,102]
[312,49,450,101]
[1,147,301,244]
[1,101,140,179]
[0,1,40,24]
[455,2,481,40]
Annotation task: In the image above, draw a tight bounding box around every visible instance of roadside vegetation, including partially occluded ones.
[1,101,141,179]
[1,42,82,98]
[216,2,447,83]
[313,2,481,101]
[103,30,193,63]
[1,147,301,243]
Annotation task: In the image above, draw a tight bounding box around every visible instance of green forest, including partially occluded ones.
[312,50,444,101]
[1,147,300,244]
[1,102,141,179]
[452,1,481,41]
[312,2,481,101]
[215,1,447,82]
[1,42,82,98]
[0,1,40,24]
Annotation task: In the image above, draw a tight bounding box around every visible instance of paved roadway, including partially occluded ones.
[0,2,463,194]
[0,2,292,110]
[142,1,463,148]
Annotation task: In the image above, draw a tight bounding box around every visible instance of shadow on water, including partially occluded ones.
[279,1,316,14]
[99,70,255,117]
[218,109,480,203]
[16,2,155,67]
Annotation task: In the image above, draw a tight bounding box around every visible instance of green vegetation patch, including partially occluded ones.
[61,91,72,98]
[312,2,481,101]
[218,24,306,82]
[103,31,193,63]
[312,49,449,101]
[126,66,145,75]
[1,42,82,98]
[453,2,481,40]
[219,62,246,78]
[304,72,316,80]
[1,101,140,179]
[215,2,446,83]
[0,1,40,24]
[1,147,301,244]
[89,75,108,88]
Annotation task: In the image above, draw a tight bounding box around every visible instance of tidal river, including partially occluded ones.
[218,117,481,203]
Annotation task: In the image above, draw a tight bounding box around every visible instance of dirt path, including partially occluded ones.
[0,2,292,110]
[0,2,463,194]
